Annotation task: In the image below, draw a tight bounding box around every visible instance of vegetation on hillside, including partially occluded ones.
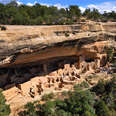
[0,89,10,116]
[0,1,116,25]
[18,77,116,116]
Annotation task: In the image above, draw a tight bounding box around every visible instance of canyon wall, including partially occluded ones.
[0,22,116,68]
[0,22,116,87]
[0,22,116,115]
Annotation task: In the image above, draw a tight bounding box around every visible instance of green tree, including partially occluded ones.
[35,16,43,25]
[69,5,81,19]
[95,100,111,116]
[59,8,66,17]
[12,11,30,25]
[89,9,101,21]
[91,80,106,95]
[83,8,91,18]
[82,111,96,116]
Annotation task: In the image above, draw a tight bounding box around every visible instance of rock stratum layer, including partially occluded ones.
[0,22,116,68]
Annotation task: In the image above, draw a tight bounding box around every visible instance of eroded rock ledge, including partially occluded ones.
[0,22,116,67]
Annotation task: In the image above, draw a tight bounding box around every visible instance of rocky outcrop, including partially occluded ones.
[0,22,116,68]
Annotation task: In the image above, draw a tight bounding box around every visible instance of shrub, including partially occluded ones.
[0,89,10,116]
[65,32,70,37]
[61,91,68,96]
[88,74,99,79]
[65,19,73,25]
[106,48,113,62]
[95,100,111,116]
[91,80,106,95]
[74,81,89,90]
[18,102,38,116]
[42,93,54,101]
[0,26,7,31]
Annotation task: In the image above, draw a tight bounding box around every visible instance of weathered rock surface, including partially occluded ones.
[0,22,116,68]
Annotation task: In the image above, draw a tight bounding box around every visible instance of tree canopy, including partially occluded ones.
[0,2,81,25]
[0,1,116,25]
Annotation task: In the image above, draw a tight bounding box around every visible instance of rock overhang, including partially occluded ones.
[0,22,116,68]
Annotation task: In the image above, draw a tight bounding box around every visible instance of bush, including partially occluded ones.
[95,100,111,116]
[0,89,10,116]
[88,74,99,79]
[65,20,73,25]
[42,93,54,101]
[61,91,68,96]
[18,102,38,116]
[91,80,106,95]
[74,81,89,90]
[0,26,7,31]
[106,48,113,62]
[65,32,70,37]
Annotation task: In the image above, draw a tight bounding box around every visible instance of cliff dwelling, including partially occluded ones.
[0,41,109,88]
[0,22,116,115]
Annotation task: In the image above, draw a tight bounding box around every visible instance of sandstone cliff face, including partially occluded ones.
[0,22,116,88]
[0,22,116,116]
[0,22,116,68]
